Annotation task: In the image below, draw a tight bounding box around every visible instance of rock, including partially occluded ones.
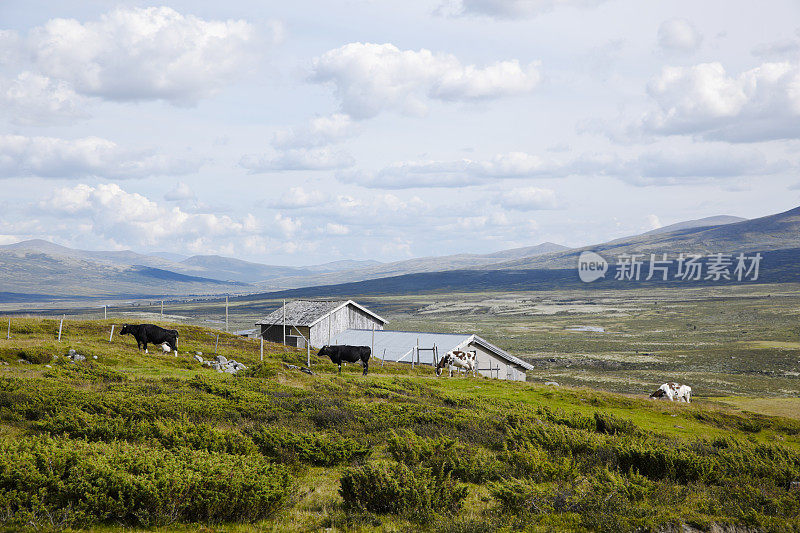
[194,355,203,363]
[73,353,85,362]
[202,361,211,367]
[544,381,559,386]
[92,355,98,360]
[68,349,76,356]
[215,355,227,364]
[196,351,203,356]
[224,367,237,374]
[44,365,52,368]
[18,359,30,364]
[211,362,221,371]
[300,367,313,375]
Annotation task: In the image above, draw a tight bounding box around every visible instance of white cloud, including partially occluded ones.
[324,222,349,235]
[497,186,558,210]
[752,32,800,60]
[657,18,703,53]
[266,187,327,209]
[39,183,254,246]
[240,147,355,172]
[438,0,608,19]
[309,42,540,119]
[0,30,20,64]
[272,213,301,237]
[164,182,196,202]
[339,152,557,188]
[26,6,260,105]
[340,145,786,189]
[0,135,200,179]
[0,72,89,125]
[272,114,356,149]
[641,61,800,141]
[646,214,662,230]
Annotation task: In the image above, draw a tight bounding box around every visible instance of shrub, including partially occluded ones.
[248,426,368,466]
[0,436,293,529]
[387,429,503,483]
[339,461,467,521]
[594,412,639,436]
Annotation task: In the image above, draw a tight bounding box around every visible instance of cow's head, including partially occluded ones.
[435,353,452,376]
[317,346,331,357]
[649,387,666,399]
[119,324,131,335]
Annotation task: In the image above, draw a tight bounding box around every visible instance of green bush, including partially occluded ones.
[339,461,467,522]
[387,429,503,483]
[0,436,293,529]
[248,426,369,466]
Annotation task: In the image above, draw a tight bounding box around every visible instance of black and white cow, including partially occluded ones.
[119,324,178,355]
[436,349,477,377]
[317,345,371,375]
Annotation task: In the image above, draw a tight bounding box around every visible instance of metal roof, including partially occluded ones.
[328,329,533,370]
[255,299,387,327]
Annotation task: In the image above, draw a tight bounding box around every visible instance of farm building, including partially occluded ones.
[255,299,387,349]
[328,329,533,381]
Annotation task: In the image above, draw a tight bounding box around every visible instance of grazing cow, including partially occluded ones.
[119,324,178,355]
[317,345,371,375]
[436,350,477,377]
[649,382,692,403]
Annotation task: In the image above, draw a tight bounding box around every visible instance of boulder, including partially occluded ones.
[194,354,204,363]
[544,381,559,386]
[92,355,98,360]
[215,355,227,364]
[17,359,30,364]
[196,351,203,356]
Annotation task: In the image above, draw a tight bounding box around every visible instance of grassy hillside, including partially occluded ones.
[0,318,799,531]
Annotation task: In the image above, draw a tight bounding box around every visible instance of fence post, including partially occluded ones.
[57,315,64,342]
[161,300,164,318]
[282,300,286,347]
[214,334,219,354]
[104,305,107,320]
[371,324,375,361]
[6,318,9,340]
[109,325,115,342]
[381,348,386,367]
[225,296,229,333]
[260,337,263,361]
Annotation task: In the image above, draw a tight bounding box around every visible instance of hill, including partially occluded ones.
[0,248,247,300]
[641,215,746,236]
[0,317,798,531]
[491,206,800,270]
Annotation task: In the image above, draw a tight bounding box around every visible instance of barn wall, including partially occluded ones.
[470,343,527,381]
[310,304,383,348]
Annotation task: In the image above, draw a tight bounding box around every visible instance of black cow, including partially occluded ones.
[119,324,178,355]
[317,345,371,375]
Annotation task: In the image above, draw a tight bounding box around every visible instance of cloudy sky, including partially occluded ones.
[1,0,799,265]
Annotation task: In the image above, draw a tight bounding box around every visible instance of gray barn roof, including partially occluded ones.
[255,299,387,327]
[328,329,533,370]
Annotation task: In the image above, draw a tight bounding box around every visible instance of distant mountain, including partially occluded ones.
[149,251,189,262]
[258,242,572,290]
[303,259,383,273]
[0,248,246,301]
[180,255,307,283]
[642,215,746,236]
[490,206,800,270]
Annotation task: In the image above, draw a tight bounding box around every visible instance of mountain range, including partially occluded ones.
[3,207,798,303]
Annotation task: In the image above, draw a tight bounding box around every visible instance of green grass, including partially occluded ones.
[1,317,800,531]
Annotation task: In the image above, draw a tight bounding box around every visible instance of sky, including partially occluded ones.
[0,0,799,266]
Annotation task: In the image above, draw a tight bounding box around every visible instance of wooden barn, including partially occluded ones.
[255,299,387,349]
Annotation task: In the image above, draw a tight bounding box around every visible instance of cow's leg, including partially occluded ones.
[362,359,368,376]
[338,363,342,374]
[143,342,148,354]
